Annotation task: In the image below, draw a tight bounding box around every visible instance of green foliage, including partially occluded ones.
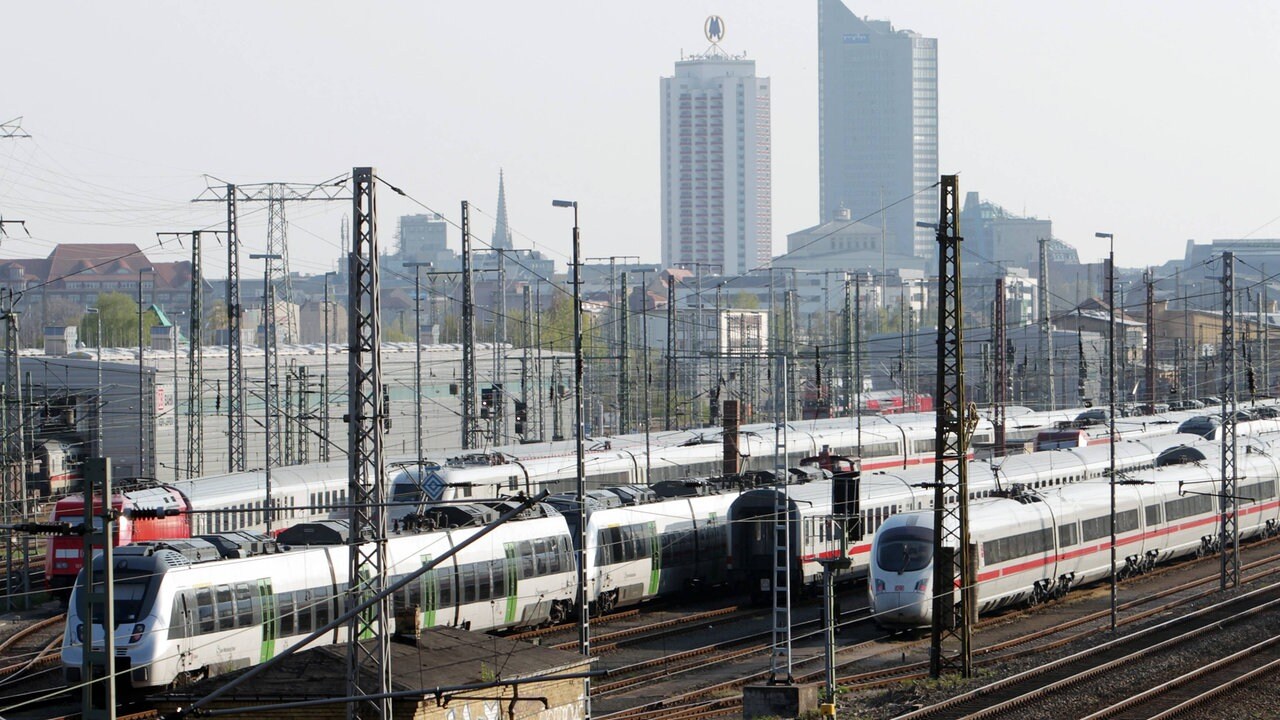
[732,291,761,310]
[80,292,157,348]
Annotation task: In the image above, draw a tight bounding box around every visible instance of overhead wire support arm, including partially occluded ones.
[0,117,31,138]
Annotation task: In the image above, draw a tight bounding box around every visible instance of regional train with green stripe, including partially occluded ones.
[61,481,746,690]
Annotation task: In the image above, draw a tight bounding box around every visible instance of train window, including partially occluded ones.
[599,528,622,566]
[1145,504,1162,526]
[1240,480,1276,503]
[215,585,235,631]
[1117,510,1138,534]
[1165,493,1214,521]
[533,538,550,574]
[547,542,561,574]
[439,571,454,606]
[508,475,518,491]
[983,527,1052,565]
[235,583,254,627]
[518,540,534,579]
[279,592,295,635]
[1058,523,1079,547]
[195,587,215,634]
[296,591,313,634]
[315,587,330,627]
[460,565,477,604]
[477,562,492,601]
[492,560,506,598]
[559,536,574,571]
[1081,516,1107,542]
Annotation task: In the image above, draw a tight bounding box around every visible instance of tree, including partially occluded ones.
[731,291,760,310]
[82,292,156,348]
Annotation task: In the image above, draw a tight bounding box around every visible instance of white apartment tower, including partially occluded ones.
[819,0,938,259]
[661,26,771,275]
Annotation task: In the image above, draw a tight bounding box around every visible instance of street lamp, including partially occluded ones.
[552,197,590,715]
[137,266,154,478]
[250,253,281,532]
[1096,231,1117,631]
[404,262,433,468]
[86,307,102,456]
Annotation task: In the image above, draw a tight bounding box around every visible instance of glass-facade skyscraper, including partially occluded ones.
[660,50,771,275]
[819,0,937,259]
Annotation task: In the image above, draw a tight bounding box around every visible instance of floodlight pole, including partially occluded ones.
[1097,231,1118,631]
[553,197,591,718]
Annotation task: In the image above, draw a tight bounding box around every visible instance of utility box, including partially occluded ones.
[742,683,820,719]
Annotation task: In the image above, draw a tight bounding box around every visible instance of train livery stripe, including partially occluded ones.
[504,543,518,625]
[648,521,660,595]
[257,578,276,663]
[976,499,1280,583]
[419,554,437,628]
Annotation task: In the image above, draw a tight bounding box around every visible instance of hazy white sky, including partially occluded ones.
[2,1,1277,280]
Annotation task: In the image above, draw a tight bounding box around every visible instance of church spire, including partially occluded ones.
[491,169,513,250]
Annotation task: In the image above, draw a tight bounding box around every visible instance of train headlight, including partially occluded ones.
[129,624,145,644]
[75,623,83,643]
[915,579,929,592]
[873,579,885,592]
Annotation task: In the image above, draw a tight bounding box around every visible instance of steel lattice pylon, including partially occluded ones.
[225,186,246,472]
[187,231,204,478]
[1221,251,1239,590]
[769,354,792,683]
[346,167,391,719]
[192,176,350,471]
[2,291,27,610]
[930,175,973,678]
[994,277,1006,457]
[1039,238,1054,410]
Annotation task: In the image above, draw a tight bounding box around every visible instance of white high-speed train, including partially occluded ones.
[868,442,1280,628]
[728,433,1210,597]
[61,480,750,690]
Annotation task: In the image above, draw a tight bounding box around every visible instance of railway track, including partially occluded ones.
[891,580,1280,720]
[595,535,1280,720]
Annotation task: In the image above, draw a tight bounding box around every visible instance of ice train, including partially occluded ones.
[868,442,1280,628]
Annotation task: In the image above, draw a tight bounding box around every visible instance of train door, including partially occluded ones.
[646,521,660,598]
[173,590,197,675]
[257,579,277,663]
[418,554,439,628]
[503,543,519,626]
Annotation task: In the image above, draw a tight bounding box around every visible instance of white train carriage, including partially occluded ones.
[576,486,740,614]
[868,449,1280,628]
[167,461,352,535]
[383,413,1000,512]
[63,510,577,689]
[728,433,1216,595]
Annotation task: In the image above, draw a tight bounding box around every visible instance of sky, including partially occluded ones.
[2,1,1277,281]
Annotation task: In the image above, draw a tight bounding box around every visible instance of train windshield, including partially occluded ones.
[77,572,152,624]
[876,525,933,573]
[390,482,422,504]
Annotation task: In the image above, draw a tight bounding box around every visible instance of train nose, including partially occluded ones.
[872,581,931,626]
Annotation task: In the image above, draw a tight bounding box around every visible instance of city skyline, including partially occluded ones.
[1,2,1277,280]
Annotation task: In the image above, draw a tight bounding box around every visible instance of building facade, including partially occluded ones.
[819,0,937,259]
[660,29,772,275]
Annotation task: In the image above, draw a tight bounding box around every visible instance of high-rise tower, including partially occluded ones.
[819,0,937,259]
[661,17,772,275]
